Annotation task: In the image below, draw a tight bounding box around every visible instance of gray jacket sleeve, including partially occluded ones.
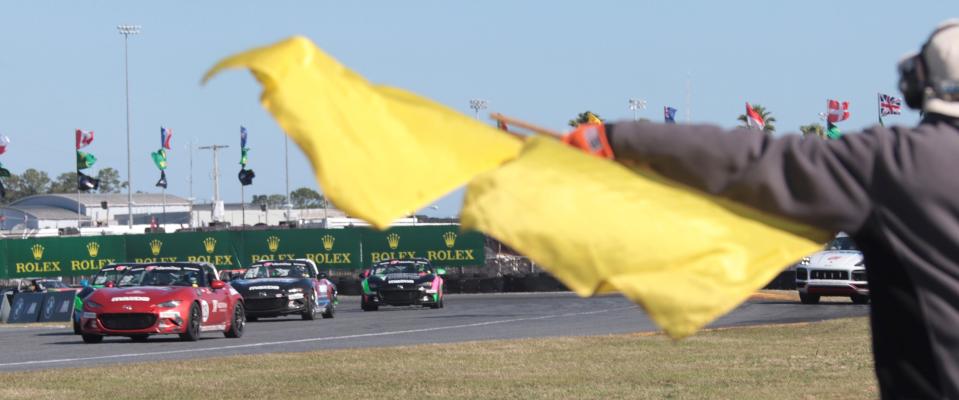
[608,122,884,234]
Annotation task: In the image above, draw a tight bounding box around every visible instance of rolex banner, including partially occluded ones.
[1,236,126,278]
[360,226,485,265]
[241,229,362,267]
[124,231,243,269]
[0,227,485,278]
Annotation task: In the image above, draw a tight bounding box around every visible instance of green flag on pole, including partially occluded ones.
[240,147,249,167]
[76,151,97,170]
[826,122,842,140]
[151,149,168,170]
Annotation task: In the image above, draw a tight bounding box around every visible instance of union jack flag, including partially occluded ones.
[879,93,902,117]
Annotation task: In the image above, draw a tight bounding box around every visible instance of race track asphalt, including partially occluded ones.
[0,292,869,371]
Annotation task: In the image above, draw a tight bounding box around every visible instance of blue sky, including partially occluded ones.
[0,2,952,217]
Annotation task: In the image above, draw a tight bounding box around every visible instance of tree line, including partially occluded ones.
[1,167,125,204]
[251,187,329,209]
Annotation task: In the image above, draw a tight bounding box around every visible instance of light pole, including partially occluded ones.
[469,99,488,119]
[199,144,229,223]
[284,136,292,224]
[118,24,140,229]
[628,98,647,121]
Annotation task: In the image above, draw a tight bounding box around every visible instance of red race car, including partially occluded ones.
[79,262,245,343]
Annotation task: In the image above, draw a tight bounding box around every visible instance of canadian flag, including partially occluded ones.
[826,100,850,123]
[0,135,9,155]
[76,129,94,149]
[745,103,765,130]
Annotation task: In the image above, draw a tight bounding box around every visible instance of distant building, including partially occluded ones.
[190,202,347,227]
[0,193,191,230]
[0,193,441,235]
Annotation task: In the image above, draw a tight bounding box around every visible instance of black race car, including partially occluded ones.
[230,259,336,321]
[360,258,446,311]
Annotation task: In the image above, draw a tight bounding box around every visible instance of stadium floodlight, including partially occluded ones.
[118,24,141,228]
[628,98,647,121]
[469,99,488,119]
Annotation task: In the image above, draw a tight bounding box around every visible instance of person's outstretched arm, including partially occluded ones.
[607,122,884,234]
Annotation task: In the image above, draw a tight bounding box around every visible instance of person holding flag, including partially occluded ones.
[561,20,959,399]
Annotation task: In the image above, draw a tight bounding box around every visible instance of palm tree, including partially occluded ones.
[799,123,826,139]
[737,104,777,134]
[568,111,603,128]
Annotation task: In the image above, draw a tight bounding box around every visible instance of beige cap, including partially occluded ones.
[923,19,959,117]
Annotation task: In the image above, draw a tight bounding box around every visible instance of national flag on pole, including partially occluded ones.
[151,149,168,170]
[826,100,850,123]
[239,147,249,167]
[76,151,97,170]
[77,171,100,191]
[240,126,248,149]
[0,135,10,155]
[879,93,902,117]
[155,170,168,189]
[161,127,173,150]
[745,103,765,130]
[826,122,842,140]
[75,129,94,149]
[664,107,677,124]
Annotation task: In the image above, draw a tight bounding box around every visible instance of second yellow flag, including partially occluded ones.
[461,137,828,339]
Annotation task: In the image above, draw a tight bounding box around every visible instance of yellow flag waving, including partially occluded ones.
[461,137,828,338]
[203,37,522,229]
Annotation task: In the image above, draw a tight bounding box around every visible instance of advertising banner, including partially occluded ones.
[360,226,485,267]
[3,236,126,278]
[38,291,76,322]
[6,292,44,323]
[124,231,242,269]
[241,228,361,269]
[0,225,485,278]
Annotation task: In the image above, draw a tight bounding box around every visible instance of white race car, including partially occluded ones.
[795,233,869,304]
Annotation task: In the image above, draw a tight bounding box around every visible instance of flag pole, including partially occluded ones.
[877,93,884,127]
[488,113,563,139]
[162,185,166,228]
[76,155,81,230]
[240,182,246,227]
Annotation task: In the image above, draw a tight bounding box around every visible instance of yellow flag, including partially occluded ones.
[203,37,522,229]
[461,137,828,339]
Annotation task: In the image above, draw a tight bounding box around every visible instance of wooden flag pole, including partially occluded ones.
[488,113,564,139]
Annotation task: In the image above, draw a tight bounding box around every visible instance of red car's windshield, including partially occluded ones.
[118,265,204,287]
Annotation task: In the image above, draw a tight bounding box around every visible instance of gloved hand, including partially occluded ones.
[561,123,614,159]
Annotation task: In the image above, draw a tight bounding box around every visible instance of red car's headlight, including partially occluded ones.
[157,300,181,308]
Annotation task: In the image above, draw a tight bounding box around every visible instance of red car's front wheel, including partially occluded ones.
[179,302,202,342]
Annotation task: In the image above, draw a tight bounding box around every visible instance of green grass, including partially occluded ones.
[0,317,877,400]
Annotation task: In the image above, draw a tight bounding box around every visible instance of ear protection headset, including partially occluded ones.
[899,21,959,110]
